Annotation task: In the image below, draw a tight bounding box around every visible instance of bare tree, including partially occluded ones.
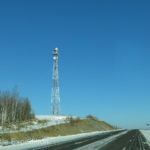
[0,89,35,125]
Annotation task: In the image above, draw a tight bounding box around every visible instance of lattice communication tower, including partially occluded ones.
[51,48,60,115]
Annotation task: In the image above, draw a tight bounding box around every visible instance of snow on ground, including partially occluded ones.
[0,130,121,150]
[36,115,68,121]
[140,130,150,146]
[0,115,68,134]
[35,115,68,127]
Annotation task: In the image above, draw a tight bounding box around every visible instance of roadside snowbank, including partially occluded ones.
[140,130,150,146]
[0,130,119,150]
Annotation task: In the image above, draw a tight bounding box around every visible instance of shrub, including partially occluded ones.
[37,120,49,124]
[66,116,80,125]
[86,115,99,121]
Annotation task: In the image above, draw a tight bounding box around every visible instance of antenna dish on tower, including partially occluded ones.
[54,47,58,51]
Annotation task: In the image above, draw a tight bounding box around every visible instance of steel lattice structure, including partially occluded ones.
[51,48,60,115]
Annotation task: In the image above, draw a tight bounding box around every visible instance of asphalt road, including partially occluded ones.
[32,130,150,150]
[33,130,124,150]
[100,129,150,150]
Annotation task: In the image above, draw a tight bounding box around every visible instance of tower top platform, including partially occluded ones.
[53,48,58,60]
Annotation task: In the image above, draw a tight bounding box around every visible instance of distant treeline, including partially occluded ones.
[0,89,35,125]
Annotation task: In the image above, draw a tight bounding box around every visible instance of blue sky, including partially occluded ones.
[0,0,150,129]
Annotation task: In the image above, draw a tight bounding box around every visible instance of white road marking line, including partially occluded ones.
[139,134,145,150]
[75,140,89,145]
[122,146,126,150]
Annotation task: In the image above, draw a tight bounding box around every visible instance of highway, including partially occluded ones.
[100,130,149,150]
[32,130,150,150]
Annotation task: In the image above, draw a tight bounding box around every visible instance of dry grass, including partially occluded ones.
[0,118,115,141]
[37,120,49,124]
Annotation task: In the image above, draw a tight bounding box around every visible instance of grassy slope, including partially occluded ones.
[0,118,115,141]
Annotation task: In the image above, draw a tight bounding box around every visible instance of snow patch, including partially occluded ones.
[36,115,68,121]
[0,115,69,134]
[140,130,150,146]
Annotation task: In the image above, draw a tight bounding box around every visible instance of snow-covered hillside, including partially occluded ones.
[0,115,68,134]
[0,115,118,149]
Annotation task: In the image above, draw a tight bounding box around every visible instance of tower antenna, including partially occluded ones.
[51,48,60,115]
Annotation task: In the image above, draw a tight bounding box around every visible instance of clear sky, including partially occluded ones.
[0,0,150,129]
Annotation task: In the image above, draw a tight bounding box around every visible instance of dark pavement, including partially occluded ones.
[32,130,124,150]
[100,129,149,150]
[31,130,150,150]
